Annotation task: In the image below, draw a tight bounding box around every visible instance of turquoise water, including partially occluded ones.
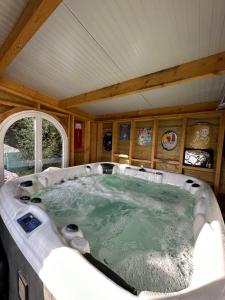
[34,174,195,293]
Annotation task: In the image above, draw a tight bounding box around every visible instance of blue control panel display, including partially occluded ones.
[17,213,41,233]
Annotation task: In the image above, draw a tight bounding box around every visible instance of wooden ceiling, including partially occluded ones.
[0,0,225,119]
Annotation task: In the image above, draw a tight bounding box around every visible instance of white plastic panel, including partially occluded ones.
[76,75,225,115]
[0,163,225,299]
[0,0,27,47]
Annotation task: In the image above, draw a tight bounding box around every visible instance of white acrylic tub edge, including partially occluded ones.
[0,162,225,300]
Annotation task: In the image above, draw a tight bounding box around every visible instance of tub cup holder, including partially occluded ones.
[155,172,163,183]
[86,166,92,175]
[19,180,37,196]
[184,179,194,191]
[31,197,45,210]
[19,196,30,204]
[61,224,84,241]
[190,183,201,195]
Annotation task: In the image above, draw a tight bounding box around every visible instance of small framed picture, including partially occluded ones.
[184,148,213,168]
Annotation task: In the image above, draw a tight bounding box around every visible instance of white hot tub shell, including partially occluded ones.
[0,162,225,300]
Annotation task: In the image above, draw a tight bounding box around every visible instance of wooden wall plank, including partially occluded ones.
[129,120,135,164]
[96,122,103,162]
[111,121,118,162]
[151,119,158,169]
[84,120,91,163]
[69,115,75,166]
[90,121,97,163]
[179,118,187,173]
[67,115,71,165]
[214,112,225,195]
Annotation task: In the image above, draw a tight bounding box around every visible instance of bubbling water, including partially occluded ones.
[34,174,195,293]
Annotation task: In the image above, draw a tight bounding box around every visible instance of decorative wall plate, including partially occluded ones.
[161,130,178,151]
[103,131,112,151]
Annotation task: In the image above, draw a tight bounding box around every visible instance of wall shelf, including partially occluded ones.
[154,158,180,165]
[182,165,215,173]
[131,158,151,163]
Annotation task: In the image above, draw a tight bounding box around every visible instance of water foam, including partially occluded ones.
[34,174,195,293]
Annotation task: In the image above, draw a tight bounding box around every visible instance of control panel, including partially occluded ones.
[17,213,41,233]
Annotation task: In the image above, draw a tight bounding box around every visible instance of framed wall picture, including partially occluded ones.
[189,123,212,149]
[137,128,152,146]
[74,123,82,149]
[103,130,112,151]
[119,124,130,141]
[184,148,213,168]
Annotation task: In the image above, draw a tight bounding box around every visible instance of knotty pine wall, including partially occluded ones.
[90,110,225,198]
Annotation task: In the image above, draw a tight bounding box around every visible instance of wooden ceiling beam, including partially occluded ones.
[0,76,94,120]
[0,0,62,71]
[60,51,225,108]
[0,76,58,106]
[95,101,218,121]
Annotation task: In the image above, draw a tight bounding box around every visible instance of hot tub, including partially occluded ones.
[0,163,225,300]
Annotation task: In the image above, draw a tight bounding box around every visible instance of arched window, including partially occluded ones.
[0,110,68,182]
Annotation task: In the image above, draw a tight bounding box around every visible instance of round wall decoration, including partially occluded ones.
[103,130,112,151]
[161,130,178,151]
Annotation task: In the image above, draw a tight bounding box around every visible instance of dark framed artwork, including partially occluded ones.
[103,130,112,151]
[119,124,130,141]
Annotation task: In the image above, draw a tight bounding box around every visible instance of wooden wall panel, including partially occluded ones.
[183,169,215,186]
[132,120,153,161]
[102,122,112,162]
[90,121,97,163]
[155,162,180,173]
[156,119,182,161]
[186,117,219,167]
[220,158,225,194]
[105,110,224,195]
[117,122,130,156]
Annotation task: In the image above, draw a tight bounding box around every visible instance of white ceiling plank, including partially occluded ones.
[0,0,27,47]
[4,3,125,98]
[1,0,225,113]
[75,75,225,115]
[76,94,151,115]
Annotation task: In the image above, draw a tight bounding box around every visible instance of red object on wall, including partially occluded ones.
[74,123,82,149]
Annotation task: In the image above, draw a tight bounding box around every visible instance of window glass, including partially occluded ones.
[4,117,35,179]
[42,119,62,171]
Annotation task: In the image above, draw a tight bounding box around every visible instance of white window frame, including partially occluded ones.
[0,110,68,182]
